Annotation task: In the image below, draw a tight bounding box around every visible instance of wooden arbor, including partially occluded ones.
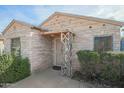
[41,31,74,77]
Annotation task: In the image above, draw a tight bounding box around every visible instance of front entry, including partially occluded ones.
[54,38,63,67]
[41,31,73,76]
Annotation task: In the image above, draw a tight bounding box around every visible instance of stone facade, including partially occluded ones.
[0,34,4,55]
[40,13,121,71]
[0,40,4,55]
[4,21,52,72]
[28,29,52,72]
[3,12,123,72]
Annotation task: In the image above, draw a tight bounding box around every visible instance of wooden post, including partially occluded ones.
[61,32,73,77]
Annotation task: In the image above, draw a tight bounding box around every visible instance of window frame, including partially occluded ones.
[94,35,113,52]
[11,37,21,56]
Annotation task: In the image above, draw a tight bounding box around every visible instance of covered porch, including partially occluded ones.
[41,31,74,77]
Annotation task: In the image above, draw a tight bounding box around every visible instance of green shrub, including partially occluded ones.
[99,53,120,82]
[76,50,124,82]
[77,50,100,64]
[0,54,14,84]
[118,54,124,75]
[0,54,31,84]
[77,50,100,79]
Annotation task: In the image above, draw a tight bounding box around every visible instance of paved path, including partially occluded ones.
[9,68,102,88]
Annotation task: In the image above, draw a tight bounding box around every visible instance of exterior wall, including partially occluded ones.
[4,22,52,72]
[0,40,4,55]
[29,29,53,72]
[3,14,122,73]
[41,14,121,71]
[4,22,30,57]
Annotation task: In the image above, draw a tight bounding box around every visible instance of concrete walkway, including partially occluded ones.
[9,68,102,88]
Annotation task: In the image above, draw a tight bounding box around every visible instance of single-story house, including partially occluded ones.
[2,12,124,76]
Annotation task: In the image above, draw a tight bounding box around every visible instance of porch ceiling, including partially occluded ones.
[41,31,74,77]
[41,31,73,38]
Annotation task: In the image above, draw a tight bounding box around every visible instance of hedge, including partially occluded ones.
[76,50,124,82]
[0,54,31,84]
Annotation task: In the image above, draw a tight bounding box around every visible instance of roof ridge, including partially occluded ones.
[40,11,124,27]
[2,19,35,34]
[12,19,35,27]
[55,11,123,22]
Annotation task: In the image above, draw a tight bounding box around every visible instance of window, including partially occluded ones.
[94,36,113,51]
[121,38,124,51]
[11,38,21,56]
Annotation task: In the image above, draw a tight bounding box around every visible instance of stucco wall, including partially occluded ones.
[4,22,52,72]
[41,14,121,71]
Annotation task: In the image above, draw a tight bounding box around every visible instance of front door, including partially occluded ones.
[54,38,63,66]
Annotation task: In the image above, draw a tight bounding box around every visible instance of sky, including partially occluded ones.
[0,5,124,32]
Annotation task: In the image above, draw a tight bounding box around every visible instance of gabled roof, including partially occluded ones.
[40,12,124,27]
[2,19,35,35]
